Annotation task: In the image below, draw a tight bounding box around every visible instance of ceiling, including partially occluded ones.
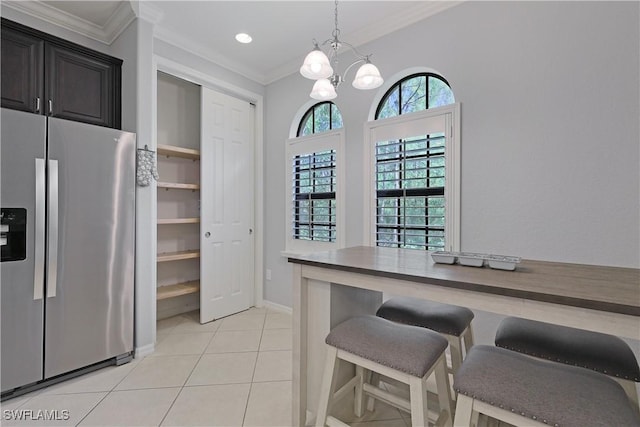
[9,1,460,84]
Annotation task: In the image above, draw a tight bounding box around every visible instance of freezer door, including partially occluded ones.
[44,117,135,379]
[1,109,47,392]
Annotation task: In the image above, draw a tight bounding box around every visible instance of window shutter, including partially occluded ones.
[375,133,445,250]
[291,150,337,242]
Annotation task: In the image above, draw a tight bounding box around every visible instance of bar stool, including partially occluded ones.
[453,345,640,427]
[495,316,640,412]
[315,315,453,427]
[376,297,475,374]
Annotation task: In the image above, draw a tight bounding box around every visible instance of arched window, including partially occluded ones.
[367,72,459,251]
[286,102,345,251]
[376,73,454,119]
[298,101,343,136]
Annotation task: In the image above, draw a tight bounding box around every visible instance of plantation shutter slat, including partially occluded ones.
[375,132,446,250]
[292,150,337,243]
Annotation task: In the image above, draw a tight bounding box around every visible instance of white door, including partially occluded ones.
[200,87,254,323]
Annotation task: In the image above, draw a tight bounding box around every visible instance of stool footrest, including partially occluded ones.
[331,375,360,405]
[325,416,350,427]
[363,382,411,412]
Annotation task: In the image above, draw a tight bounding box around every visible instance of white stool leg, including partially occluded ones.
[366,371,380,412]
[354,365,365,417]
[408,375,429,427]
[316,346,340,427]
[462,326,474,354]
[447,335,464,375]
[453,394,474,427]
[434,355,453,427]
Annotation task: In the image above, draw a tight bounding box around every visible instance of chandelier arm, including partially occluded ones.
[318,38,372,62]
[334,40,371,61]
[341,58,366,81]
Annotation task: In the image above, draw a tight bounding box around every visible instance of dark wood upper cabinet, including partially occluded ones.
[1,19,122,129]
[1,26,44,113]
[46,44,120,128]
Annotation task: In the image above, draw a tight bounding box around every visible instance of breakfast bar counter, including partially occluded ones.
[289,246,640,426]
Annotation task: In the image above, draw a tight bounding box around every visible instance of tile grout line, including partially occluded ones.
[77,362,142,425]
[158,317,222,427]
[73,390,112,426]
[241,311,267,427]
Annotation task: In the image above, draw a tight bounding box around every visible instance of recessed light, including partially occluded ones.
[235,33,252,44]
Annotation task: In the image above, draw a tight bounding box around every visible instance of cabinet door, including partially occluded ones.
[46,43,120,128]
[1,26,44,113]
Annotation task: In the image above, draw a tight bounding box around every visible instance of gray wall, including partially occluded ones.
[263,1,640,316]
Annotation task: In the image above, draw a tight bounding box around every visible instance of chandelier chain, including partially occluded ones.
[332,0,340,39]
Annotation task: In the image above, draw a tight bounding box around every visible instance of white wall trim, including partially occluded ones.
[2,0,136,45]
[154,26,265,85]
[150,1,463,86]
[153,55,265,310]
[289,99,323,138]
[131,1,164,25]
[134,343,155,359]
[261,300,293,315]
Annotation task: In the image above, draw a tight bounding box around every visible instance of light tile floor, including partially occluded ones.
[0,307,411,427]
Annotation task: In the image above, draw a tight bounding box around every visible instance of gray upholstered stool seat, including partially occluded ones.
[316,315,454,427]
[495,316,640,381]
[326,315,448,377]
[453,345,640,427]
[376,297,475,374]
[495,316,640,411]
[376,297,474,337]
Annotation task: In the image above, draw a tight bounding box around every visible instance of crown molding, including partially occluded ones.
[131,1,163,24]
[154,1,462,87]
[264,1,463,85]
[1,0,136,45]
[348,1,463,50]
[154,25,268,85]
[103,2,137,43]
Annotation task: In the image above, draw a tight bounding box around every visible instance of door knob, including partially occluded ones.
[204,232,211,238]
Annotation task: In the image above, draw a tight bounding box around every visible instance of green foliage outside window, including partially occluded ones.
[299,102,343,136]
[377,74,454,119]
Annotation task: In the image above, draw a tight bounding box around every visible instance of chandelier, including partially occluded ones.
[299,0,384,101]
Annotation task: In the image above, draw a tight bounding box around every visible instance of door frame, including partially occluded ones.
[151,55,264,315]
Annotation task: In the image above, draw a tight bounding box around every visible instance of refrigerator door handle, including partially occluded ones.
[47,159,59,298]
[34,158,46,300]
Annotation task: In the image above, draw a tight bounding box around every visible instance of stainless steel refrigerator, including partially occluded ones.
[1,108,135,396]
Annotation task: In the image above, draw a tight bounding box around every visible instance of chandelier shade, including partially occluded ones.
[300,48,333,80]
[352,62,384,90]
[300,0,383,100]
[310,78,337,101]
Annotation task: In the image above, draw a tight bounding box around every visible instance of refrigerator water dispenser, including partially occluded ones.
[0,208,26,262]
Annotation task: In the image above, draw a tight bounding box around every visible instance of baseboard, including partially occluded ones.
[134,342,155,358]
[261,300,292,315]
